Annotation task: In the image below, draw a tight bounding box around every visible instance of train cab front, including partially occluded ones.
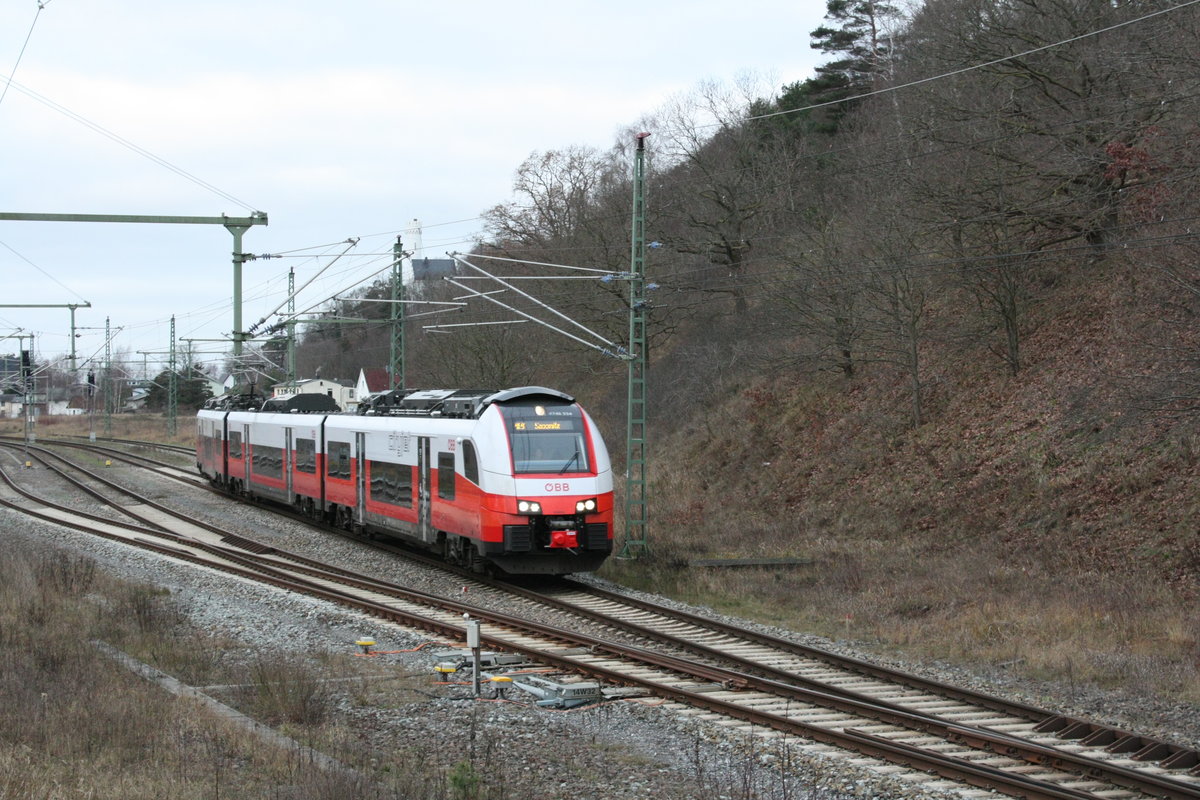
[487,392,614,575]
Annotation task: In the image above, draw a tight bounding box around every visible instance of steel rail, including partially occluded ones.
[544,578,1200,774]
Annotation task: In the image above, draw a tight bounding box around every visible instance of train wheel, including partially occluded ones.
[468,545,489,575]
[446,536,466,568]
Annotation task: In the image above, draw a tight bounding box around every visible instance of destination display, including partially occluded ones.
[503,403,589,474]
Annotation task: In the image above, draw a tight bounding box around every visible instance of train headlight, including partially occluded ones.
[518,500,542,514]
[575,498,597,513]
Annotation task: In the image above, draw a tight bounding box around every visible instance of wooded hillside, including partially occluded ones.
[301,0,1200,587]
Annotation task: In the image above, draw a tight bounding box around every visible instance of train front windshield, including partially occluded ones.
[504,402,590,474]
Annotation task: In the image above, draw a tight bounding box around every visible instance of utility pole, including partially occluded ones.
[390,236,405,389]
[0,302,92,377]
[168,316,178,436]
[620,132,650,558]
[17,334,34,450]
[104,316,112,437]
[286,268,297,391]
[68,304,83,375]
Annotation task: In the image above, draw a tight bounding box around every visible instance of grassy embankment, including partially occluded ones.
[0,535,603,799]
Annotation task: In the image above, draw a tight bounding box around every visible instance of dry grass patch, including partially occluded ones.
[0,413,196,448]
[0,544,311,798]
[601,538,1200,703]
[0,538,469,798]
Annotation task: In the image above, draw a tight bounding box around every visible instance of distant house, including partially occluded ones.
[203,376,226,400]
[354,367,393,411]
[123,387,149,413]
[271,377,354,411]
[47,400,84,416]
[0,393,21,419]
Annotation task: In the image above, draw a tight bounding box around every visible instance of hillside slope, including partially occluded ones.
[603,253,1199,700]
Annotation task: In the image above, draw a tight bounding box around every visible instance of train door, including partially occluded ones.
[318,419,327,515]
[354,432,366,526]
[239,423,251,484]
[220,414,230,476]
[285,428,294,504]
[418,436,431,541]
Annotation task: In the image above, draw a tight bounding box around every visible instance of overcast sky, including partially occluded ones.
[0,1,826,377]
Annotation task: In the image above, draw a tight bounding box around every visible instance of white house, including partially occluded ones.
[272,378,355,410]
[0,394,21,419]
[353,368,393,411]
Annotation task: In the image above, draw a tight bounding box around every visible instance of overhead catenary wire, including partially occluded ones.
[449,253,625,351]
[0,0,47,112]
[270,257,401,329]
[0,239,89,303]
[444,276,627,360]
[246,238,360,335]
[464,252,626,275]
[0,75,260,213]
[422,319,529,330]
[697,0,1200,131]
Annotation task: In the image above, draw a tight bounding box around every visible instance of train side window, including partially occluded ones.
[295,438,316,474]
[229,431,243,459]
[327,441,351,480]
[437,452,456,500]
[368,460,412,507]
[462,440,479,485]
[252,445,283,479]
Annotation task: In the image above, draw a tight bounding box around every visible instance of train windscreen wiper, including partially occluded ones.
[559,450,580,474]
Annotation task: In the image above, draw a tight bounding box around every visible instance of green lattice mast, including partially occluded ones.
[620,133,650,557]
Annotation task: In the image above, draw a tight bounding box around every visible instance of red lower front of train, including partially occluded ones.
[474,486,614,574]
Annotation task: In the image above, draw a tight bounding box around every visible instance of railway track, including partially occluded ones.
[32,432,195,455]
[2,437,1197,800]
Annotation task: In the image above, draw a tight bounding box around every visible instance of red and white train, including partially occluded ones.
[196,386,614,575]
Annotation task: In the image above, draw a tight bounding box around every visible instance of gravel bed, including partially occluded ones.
[3,451,1198,798]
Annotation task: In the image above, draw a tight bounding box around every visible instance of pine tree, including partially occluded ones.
[775,0,901,135]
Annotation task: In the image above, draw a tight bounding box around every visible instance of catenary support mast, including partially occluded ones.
[0,211,267,356]
[620,133,650,558]
[287,268,297,391]
[0,303,91,376]
[390,237,405,389]
[167,316,178,436]
[104,317,112,437]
